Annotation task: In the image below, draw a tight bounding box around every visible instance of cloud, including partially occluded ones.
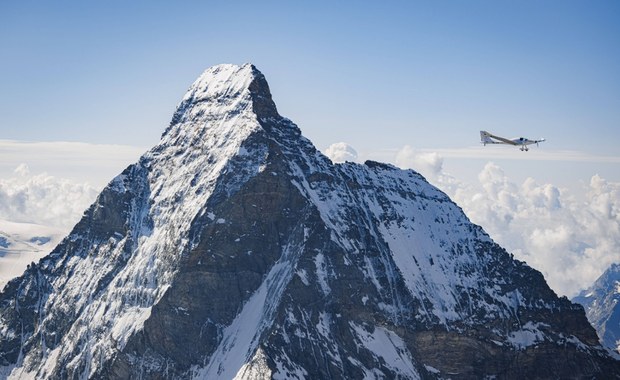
[325,142,358,163]
[395,145,444,179]
[0,164,99,230]
[416,146,620,164]
[0,139,145,188]
[395,151,620,297]
[369,146,620,168]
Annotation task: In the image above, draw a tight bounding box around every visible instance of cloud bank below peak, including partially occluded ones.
[0,164,99,230]
[394,145,620,297]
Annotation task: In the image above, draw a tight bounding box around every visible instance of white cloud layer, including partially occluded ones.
[395,145,620,297]
[0,139,145,188]
[0,164,99,230]
[325,142,358,163]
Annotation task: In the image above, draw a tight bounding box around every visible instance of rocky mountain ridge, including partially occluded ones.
[1,63,618,379]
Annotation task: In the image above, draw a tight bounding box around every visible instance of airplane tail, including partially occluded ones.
[480,131,495,145]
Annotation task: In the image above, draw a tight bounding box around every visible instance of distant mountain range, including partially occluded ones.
[1,64,618,379]
[0,219,63,290]
[574,263,620,354]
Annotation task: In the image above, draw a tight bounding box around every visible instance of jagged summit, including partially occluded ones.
[1,64,619,379]
[185,63,259,101]
[166,63,280,139]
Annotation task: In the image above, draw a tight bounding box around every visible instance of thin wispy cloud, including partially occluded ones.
[0,139,145,161]
[436,147,620,164]
[0,139,145,187]
[373,146,620,164]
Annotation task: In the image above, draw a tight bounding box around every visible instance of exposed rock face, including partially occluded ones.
[1,64,619,379]
[574,263,620,354]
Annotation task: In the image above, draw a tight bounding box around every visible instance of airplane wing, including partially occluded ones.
[523,137,546,145]
[480,131,517,145]
[487,132,518,145]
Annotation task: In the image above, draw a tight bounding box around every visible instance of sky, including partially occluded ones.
[0,1,619,296]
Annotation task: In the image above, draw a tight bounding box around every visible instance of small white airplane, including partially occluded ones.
[480,131,545,151]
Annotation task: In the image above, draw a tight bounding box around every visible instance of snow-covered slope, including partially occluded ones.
[1,64,618,379]
[0,220,64,290]
[574,263,620,353]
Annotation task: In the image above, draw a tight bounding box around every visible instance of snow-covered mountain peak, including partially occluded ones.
[162,63,280,147]
[587,263,620,297]
[1,64,618,379]
[182,63,257,105]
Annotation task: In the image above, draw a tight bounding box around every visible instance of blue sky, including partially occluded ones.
[2,1,619,154]
[1,1,619,294]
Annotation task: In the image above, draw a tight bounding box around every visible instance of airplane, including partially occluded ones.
[480,131,545,151]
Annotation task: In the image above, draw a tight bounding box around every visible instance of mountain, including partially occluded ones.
[0,219,64,290]
[574,263,620,354]
[1,63,618,379]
